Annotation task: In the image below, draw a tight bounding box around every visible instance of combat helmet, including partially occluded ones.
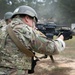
[4,12,13,20]
[12,5,38,22]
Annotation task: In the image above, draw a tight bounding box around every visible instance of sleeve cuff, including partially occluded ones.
[56,38,66,49]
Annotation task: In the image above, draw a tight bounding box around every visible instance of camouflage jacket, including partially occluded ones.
[0,19,6,27]
[0,18,65,70]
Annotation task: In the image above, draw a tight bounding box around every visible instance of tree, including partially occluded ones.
[0,0,75,26]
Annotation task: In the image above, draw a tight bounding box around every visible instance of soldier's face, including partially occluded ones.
[5,19,12,25]
[25,16,36,29]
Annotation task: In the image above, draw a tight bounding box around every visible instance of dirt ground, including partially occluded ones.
[29,48,75,75]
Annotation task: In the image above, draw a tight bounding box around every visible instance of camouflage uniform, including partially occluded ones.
[0,18,65,75]
[0,19,6,27]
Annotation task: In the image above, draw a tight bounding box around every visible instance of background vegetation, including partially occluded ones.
[0,0,75,26]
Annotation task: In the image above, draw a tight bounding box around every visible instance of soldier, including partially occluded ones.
[4,12,13,25]
[0,12,13,33]
[0,5,72,75]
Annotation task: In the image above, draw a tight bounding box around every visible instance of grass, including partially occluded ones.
[65,36,75,47]
[60,36,75,59]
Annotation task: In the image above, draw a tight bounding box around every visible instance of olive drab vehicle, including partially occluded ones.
[36,22,57,39]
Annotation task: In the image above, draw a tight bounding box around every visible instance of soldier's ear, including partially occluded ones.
[24,16,29,23]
